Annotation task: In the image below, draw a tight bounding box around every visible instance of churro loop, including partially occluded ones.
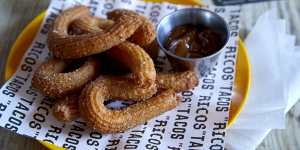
[107,9,156,46]
[77,69,195,133]
[53,95,79,122]
[46,71,198,123]
[79,78,180,133]
[67,14,156,87]
[32,57,99,98]
[91,41,157,99]
[48,6,144,59]
[71,9,156,47]
[107,41,156,88]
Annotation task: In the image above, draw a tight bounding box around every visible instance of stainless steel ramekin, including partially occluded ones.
[156,8,230,76]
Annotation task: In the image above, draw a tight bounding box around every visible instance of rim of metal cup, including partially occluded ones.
[156,8,230,62]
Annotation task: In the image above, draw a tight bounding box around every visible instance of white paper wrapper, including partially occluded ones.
[0,0,241,149]
[229,9,286,130]
[226,9,300,150]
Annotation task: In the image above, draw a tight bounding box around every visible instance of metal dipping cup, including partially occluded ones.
[156,8,230,77]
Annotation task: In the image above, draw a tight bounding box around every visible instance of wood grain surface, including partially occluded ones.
[0,0,299,150]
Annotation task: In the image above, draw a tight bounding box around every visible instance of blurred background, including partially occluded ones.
[0,0,299,150]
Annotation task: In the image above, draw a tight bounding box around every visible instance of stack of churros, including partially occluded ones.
[31,6,199,133]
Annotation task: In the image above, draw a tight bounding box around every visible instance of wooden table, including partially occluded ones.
[0,0,299,149]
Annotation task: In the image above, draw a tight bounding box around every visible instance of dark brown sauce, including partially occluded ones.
[164,25,223,58]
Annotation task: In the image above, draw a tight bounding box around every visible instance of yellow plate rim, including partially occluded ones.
[4,9,250,150]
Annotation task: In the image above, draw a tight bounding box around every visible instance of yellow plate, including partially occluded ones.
[4,1,250,149]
